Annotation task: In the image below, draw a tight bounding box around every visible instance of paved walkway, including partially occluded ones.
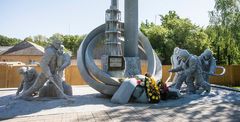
[0,86,240,122]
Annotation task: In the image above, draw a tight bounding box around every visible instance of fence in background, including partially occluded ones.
[0,62,239,88]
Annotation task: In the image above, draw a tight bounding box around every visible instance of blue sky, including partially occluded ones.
[0,0,215,39]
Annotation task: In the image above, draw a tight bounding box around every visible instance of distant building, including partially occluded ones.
[0,41,44,64]
[0,46,13,55]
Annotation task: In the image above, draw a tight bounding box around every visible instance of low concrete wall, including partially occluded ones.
[0,62,239,88]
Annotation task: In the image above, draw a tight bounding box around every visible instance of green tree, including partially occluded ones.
[49,33,85,57]
[33,35,49,47]
[141,11,211,64]
[0,35,22,46]
[23,36,33,42]
[62,34,85,57]
[208,0,240,64]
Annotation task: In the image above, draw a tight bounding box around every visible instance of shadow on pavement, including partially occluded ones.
[0,88,240,121]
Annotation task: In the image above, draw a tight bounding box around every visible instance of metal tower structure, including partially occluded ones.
[105,0,123,56]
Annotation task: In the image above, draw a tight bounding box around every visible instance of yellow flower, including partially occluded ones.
[149,93,152,96]
[152,96,155,99]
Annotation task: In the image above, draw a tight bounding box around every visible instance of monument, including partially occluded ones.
[76,0,226,103]
[77,0,162,97]
[16,39,73,100]
[168,47,226,94]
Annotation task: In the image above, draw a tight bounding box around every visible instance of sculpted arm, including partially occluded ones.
[40,48,55,78]
[169,66,183,72]
[209,58,217,74]
[16,79,24,95]
[59,53,71,71]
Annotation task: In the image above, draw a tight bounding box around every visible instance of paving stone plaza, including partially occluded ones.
[1,0,240,122]
[0,86,239,122]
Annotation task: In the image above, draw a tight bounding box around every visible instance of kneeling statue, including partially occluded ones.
[16,67,38,96]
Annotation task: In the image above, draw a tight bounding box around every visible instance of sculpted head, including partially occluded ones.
[27,67,37,80]
[50,35,63,49]
[173,47,186,62]
[18,67,27,75]
[52,40,62,49]
[202,49,213,61]
[178,50,190,62]
[18,67,37,81]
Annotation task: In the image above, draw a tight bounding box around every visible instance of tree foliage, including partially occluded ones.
[0,35,22,46]
[141,11,211,64]
[208,0,240,64]
[61,34,85,57]
[24,35,49,47]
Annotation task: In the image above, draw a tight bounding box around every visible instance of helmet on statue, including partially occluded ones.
[202,49,213,61]
[178,50,190,62]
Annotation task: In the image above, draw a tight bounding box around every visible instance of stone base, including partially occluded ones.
[38,81,72,97]
[124,57,141,77]
[111,78,137,104]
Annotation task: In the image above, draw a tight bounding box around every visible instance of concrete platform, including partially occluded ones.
[0,85,240,122]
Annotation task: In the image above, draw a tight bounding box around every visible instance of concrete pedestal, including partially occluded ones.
[111,78,137,104]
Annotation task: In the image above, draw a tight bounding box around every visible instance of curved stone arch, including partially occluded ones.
[77,24,162,96]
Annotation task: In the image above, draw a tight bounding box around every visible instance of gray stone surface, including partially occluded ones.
[168,47,186,89]
[77,24,119,96]
[0,86,240,121]
[198,49,217,85]
[38,81,72,97]
[111,78,137,104]
[124,57,141,77]
[134,90,148,103]
[124,0,138,57]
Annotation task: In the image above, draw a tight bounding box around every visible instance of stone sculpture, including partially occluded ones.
[169,50,211,94]
[17,38,72,99]
[56,45,72,96]
[39,45,72,97]
[56,45,71,79]
[198,49,217,83]
[169,47,187,90]
[16,67,38,96]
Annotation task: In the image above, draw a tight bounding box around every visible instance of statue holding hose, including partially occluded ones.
[168,48,225,94]
[17,37,71,100]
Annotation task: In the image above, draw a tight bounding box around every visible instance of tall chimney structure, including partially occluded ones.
[124,0,141,76]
